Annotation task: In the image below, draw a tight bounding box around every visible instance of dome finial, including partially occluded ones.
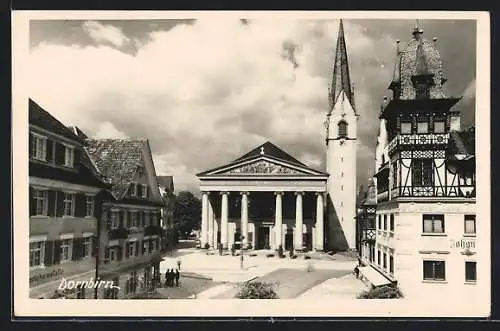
[412,19,424,39]
[396,39,400,54]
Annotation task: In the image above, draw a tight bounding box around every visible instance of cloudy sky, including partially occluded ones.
[29,18,476,194]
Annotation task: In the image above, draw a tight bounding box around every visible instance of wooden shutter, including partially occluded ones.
[75,194,85,217]
[54,143,65,165]
[46,140,54,163]
[47,190,56,217]
[29,187,36,216]
[29,133,33,158]
[135,241,139,256]
[56,191,64,217]
[72,238,80,261]
[44,240,54,266]
[53,240,62,265]
[91,236,98,257]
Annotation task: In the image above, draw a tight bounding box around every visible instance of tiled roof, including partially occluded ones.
[29,99,84,143]
[397,28,447,100]
[363,178,377,206]
[233,141,307,167]
[449,127,475,156]
[86,139,146,199]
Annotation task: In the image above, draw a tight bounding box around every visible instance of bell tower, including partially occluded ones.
[325,19,358,251]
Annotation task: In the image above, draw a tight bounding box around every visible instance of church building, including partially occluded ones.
[197,20,358,253]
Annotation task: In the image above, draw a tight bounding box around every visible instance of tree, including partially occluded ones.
[236,281,279,299]
[172,191,202,237]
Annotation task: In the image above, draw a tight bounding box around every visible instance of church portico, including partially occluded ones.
[197,142,328,252]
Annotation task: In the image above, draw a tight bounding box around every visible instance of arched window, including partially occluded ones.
[338,120,348,138]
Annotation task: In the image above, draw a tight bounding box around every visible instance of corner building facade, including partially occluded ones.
[367,25,477,299]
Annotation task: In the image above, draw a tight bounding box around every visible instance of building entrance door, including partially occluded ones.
[285,229,293,251]
[256,226,270,249]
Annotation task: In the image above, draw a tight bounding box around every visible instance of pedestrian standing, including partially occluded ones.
[164,270,169,287]
[177,259,182,271]
[175,269,180,287]
[168,269,173,287]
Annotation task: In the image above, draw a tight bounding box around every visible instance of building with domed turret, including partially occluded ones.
[358,23,477,299]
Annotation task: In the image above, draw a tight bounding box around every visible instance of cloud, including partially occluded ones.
[29,19,474,193]
[93,122,128,139]
[82,20,130,48]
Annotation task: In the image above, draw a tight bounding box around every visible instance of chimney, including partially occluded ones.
[450,111,461,131]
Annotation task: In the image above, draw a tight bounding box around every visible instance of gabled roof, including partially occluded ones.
[68,125,89,140]
[29,99,84,144]
[197,141,327,177]
[157,175,174,192]
[362,178,377,206]
[233,141,307,167]
[86,139,146,199]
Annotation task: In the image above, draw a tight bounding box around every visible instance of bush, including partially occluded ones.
[304,255,311,260]
[357,285,403,299]
[236,281,279,299]
[266,253,275,258]
[249,253,257,257]
[204,243,210,249]
[291,255,298,259]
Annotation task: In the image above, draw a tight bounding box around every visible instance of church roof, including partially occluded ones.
[362,178,377,206]
[328,19,355,112]
[197,141,328,177]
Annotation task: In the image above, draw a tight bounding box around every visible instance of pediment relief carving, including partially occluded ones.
[221,160,305,175]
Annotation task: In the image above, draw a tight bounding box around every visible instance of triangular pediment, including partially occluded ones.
[199,156,326,177]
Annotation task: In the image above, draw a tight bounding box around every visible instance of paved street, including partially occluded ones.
[158,247,365,299]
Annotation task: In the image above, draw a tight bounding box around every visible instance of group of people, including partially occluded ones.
[164,269,180,287]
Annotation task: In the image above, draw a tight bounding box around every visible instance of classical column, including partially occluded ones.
[220,192,229,249]
[274,191,283,250]
[208,200,215,248]
[240,192,249,249]
[294,192,303,251]
[315,192,324,251]
[201,192,209,248]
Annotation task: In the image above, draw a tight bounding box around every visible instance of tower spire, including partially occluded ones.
[329,19,354,112]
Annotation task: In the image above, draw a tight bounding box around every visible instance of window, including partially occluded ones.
[130,212,137,228]
[390,214,395,231]
[377,250,381,265]
[383,215,387,230]
[417,120,429,134]
[423,260,446,281]
[377,215,381,230]
[434,120,445,133]
[111,211,119,229]
[29,241,44,267]
[141,185,148,198]
[31,134,47,160]
[85,196,94,217]
[401,122,412,134]
[64,145,75,167]
[33,189,48,216]
[383,253,387,269]
[465,261,477,282]
[60,239,72,262]
[338,121,348,138]
[423,214,445,234]
[415,84,430,99]
[389,255,394,274]
[412,159,433,186]
[151,214,158,227]
[465,215,476,235]
[131,183,138,197]
[82,237,92,258]
[63,193,75,216]
[128,242,136,258]
[144,213,150,227]
[109,248,117,262]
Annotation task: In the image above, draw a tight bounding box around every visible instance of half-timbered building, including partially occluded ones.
[364,25,477,298]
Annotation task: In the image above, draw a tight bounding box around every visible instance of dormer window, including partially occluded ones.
[131,183,138,197]
[30,133,47,161]
[338,120,348,138]
[141,184,148,198]
[64,145,75,167]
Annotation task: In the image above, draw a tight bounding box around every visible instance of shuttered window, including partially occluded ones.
[29,241,44,267]
[30,133,47,161]
[338,121,348,138]
[60,239,72,262]
[412,159,433,187]
[63,193,75,216]
[85,196,94,217]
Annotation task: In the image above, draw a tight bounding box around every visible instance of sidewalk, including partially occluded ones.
[297,273,369,299]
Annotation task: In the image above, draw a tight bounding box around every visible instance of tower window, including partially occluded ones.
[338,121,348,138]
[415,84,430,99]
[417,118,429,134]
[401,122,412,134]
[434,120,445,133]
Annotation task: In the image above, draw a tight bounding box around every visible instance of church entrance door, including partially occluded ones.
[256,226,270,250]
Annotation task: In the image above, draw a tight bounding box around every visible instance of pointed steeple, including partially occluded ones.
[410,22,435,98]
[388,40,402,99]
[328,19,354,112]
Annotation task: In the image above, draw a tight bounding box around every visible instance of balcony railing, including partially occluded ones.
[388,133,449,154]
[377,185,475,202]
